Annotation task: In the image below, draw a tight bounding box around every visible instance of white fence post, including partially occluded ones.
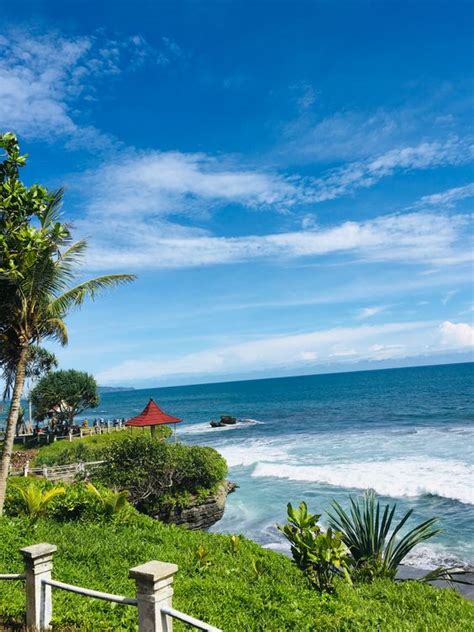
[20,543,57,631]
[130,561,178,632]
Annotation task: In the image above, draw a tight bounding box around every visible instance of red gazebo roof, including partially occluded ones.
[125,398,182,427]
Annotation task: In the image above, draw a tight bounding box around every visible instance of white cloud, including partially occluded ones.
[299,351,318,361]
[0,30,179,144]
[414,183,474,209]
[441,290,458,305]
[83,210,471,270]
[310,139,474,203]
[96,320,435,383]
[439,321,474,348]
[357,305,387,319]
[82,150,303,218]
[281,108,419,163]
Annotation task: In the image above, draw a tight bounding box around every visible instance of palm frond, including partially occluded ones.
[49,274,136,315]
[40,188,64,228]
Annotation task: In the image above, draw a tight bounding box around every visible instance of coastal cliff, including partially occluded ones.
[154,480,236,530]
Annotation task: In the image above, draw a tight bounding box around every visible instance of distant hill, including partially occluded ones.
[98,386,135,393]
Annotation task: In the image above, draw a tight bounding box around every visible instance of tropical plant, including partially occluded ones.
[13,482,65,519]
[328,490,441,580]
[85,482,129,517]
[229,534,241,554]
[194,544,212,572]
[278,501,352,592]
[1,346,57,401]
[31,369,99,429]
[0,132,135,514]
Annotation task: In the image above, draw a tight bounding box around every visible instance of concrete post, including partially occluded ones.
[24,461,30,477]
[130,561,178,632]
[20,543,57,630]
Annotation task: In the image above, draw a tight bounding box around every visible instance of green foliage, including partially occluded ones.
[2,345,57,401]
[0,515,472,631]
[12,481,65,520]
[328,490,441,580]
[96,435,227,515]
[229,534,241,554]
[5,478,134,522]
[194,544,212,572]
[32,427,171,466]
[85,482,130,517]
[278,501,352,593]
[30,369,99,425]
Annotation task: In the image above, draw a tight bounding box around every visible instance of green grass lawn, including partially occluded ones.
[0,515,472,631]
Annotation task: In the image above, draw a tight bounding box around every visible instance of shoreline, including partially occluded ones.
[397,565,474,600]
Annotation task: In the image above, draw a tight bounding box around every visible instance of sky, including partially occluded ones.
[1,0,473,387]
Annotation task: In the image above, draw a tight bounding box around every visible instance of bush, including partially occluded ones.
[96,435,227,515]
[0,515,472,631]
[278,501,352,592]
[32,427,171,466]
[5,477,134,522]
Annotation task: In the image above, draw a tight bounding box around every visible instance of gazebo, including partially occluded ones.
[125,398,182,439]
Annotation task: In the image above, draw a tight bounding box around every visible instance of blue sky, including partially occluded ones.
[1,1,473,386]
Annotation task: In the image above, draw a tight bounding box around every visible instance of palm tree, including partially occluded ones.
[0,184,135,513]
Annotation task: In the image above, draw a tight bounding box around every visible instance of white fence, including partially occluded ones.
[10,460,105,481]
[0,543,221,632]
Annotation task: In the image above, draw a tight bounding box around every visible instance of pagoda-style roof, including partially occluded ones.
[125,398,182,427]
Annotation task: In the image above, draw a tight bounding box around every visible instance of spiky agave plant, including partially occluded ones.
[328,490,441,580]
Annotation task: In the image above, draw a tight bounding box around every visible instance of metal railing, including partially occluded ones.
[0,543,221,631]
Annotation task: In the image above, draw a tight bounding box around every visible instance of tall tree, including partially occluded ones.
[31,369,99,428]
[0,133,135,513]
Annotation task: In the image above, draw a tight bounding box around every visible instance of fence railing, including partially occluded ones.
[6,422,128,448]
[1,543,221,632]
[10,460,105,481]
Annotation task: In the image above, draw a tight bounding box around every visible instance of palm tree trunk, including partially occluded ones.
[0,344,29,515]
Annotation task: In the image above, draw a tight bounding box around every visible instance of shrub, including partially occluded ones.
[278,501,351,593]
[32,427,171,466]
[5,478,133,522]
[96,435,227,515]
[328,490,441,581]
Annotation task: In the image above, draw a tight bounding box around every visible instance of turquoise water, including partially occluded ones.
[8,363,474,568]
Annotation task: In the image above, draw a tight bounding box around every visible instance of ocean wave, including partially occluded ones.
[403,544,471,570]
[179,418,263,435]
[251,458,474,505]
[217,441,289,467]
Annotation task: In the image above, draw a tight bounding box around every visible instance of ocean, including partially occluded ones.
[8,362,474,568]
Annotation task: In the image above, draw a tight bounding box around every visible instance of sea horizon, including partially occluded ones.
[97,358,474,394]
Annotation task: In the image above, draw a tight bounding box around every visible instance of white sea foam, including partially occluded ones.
[252,458,474,505]
[179,418,263,435]
[403,544,469,570]
[217,441,289,467]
